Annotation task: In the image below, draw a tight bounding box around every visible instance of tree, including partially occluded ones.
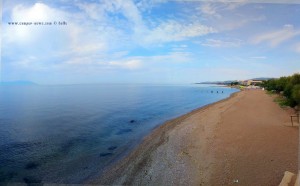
[275,76,288,92]
[290,73,300,85]
[292,84,300,105]
[284,83,293,98]
[230,82,239,86]
[264,79,276,91]
[262,73,300,107]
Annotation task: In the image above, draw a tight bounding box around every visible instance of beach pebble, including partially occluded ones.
[233,179,239,183]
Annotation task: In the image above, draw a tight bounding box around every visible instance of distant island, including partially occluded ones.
[0,81,37,86]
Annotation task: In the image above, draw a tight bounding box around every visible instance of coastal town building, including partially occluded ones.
[239,79,263,86]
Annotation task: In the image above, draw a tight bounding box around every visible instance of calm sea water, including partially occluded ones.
[0,84,238,184]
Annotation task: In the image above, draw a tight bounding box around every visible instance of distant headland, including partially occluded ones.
[196,77,274,85]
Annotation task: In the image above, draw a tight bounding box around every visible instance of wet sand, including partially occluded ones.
[90,90,298,185]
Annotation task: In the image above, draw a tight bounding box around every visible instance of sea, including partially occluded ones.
[0,84,238,184]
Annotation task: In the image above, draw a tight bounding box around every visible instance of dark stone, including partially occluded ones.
[130,120,136,123]
[108,146,117,151]
[23,176,42,184]
[25,162,39,170]
[8,172,17,179]
[0,171,18,182]
[99,153,113,157]
[60,137,86,154]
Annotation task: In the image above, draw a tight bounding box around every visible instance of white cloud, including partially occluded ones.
[101,51,193,71]
[199,3,221,18]
[197,0,247,18]
[108,59,142,70]
[252,24,300,47]
[70,43,106,56]
[4,1,216,60]
[4,1,217,73]
[75,2,106,21]
[201,38,242,47]
[136,0,167,11]
[195,1,265,32]
[84,1,217,46]
[143,21,217,44]
[74,0,218,51]
[76,0,146,35]
[12,3,53,21]
[63,50,193,72]
[198,1,245,15]
[3,2,111,69]
[4,3,63,43]
[119,1,144,26]
[216,15,265,32]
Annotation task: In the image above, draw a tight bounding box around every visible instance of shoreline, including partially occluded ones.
[89,90,241,184]
[89,89,298,185]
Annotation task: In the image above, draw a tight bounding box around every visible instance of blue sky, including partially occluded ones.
[1,0,300,84]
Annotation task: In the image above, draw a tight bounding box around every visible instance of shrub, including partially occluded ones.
[262,73,300,107]
[292,84,300,105]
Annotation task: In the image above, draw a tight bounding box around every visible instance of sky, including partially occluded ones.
[1,0,300,84]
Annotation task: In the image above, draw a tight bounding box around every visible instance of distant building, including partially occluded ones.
[240,79,263,86]
[246,80,263,86]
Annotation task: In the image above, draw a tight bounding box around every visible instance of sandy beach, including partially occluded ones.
[90,90,299,185]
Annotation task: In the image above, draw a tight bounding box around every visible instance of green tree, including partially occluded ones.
[290,73,300,85]
[261,74,300,107]
[275,76,288,92]
[264,79,276,91]
[292,84,300,105]
[230,82,239,86]
[283,83,293,98]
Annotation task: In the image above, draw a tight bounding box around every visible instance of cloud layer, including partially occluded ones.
[2,0,300,83]
[252,24,300,47]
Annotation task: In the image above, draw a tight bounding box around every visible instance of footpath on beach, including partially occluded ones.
[91,90,298,186]
[210,90,298,186]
